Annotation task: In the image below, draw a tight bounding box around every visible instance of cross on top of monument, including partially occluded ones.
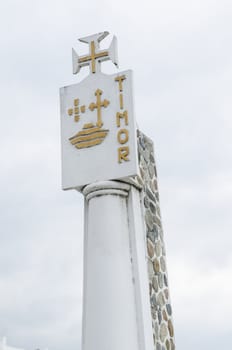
[72,31,118,75]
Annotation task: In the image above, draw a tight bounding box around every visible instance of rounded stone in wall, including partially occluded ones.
[150,294,157,308]
[153,178,158,190]
[151,307,157,319]
[156,206,161,218]
[146,186,155,201]
[164,289,169,300]
[162,309,168,322]
[158,273,163,289]
[155,190,159,200]
[150,179,155,192]
[170,339,175,350]
[164,274,168,287]
[148,164,155,178]
[148,225,159,243]
[166,304,172,316]
[144,172,151,183]
[160,256,166,272]
[168,319,174,337]
[153,258,160,273]
[155,321,159,338]
[144,148,150,163]
[148,260,154,279]
[152,277,159,292]
[166,339,170,350]
[139,135,145,150]
[144,196,149,208]
[159,323,168,343]
[139,157,146,171]
[158,309,162,324]
[150,151,155,163]
[149,201,156,215]
[147,239,155,259]
[155,215,161,227]
[155,241,161,257]
[157,292,165,307]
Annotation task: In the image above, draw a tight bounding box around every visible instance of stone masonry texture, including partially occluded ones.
[137,130,175,350]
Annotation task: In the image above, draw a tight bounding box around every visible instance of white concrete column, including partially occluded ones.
[82,181,153,350]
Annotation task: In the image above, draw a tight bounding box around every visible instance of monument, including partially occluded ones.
[60,31,175,350]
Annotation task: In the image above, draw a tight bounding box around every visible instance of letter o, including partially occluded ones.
[117,129,129,144]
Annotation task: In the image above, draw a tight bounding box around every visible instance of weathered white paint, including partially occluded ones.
[81,181,153,350]
[60,70,139,190]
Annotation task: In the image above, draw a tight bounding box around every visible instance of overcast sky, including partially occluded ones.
[0,0,232,349]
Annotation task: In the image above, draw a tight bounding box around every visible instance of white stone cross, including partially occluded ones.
[72,31,118,75]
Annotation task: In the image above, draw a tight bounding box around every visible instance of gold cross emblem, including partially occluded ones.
[67,98,86,122]
[89,89,110,127]
[79,42,109,74]
[72,31,118,75]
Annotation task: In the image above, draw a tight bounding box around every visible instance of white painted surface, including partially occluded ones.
[60,71,139,190]
[81,181,153,350]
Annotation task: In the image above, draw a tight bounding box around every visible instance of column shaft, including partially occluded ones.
[82,181,153,350]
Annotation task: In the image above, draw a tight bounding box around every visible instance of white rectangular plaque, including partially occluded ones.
[60,70,139,190]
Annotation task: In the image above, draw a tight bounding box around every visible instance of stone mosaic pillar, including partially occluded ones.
[137,130,175,350]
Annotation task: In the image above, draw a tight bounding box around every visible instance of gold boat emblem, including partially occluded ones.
[69,123,109,149]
